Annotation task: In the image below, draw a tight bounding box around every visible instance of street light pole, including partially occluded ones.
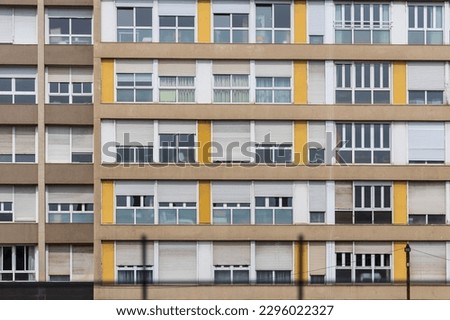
[404,243,411,300]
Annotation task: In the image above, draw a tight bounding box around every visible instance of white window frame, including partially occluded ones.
[159,133,196,163]
[116,6,152,43]
[213,13,249,43]
[48,16,92,45]
[213,265,250,284]
[213,74,250,103]
[159,76,195,103]
[212,202,251,225]
[115,194,154,225]
[255,269,292,284]
[0,127,37,163]
[116,72,153,103]
[353,183,392,224]
[0,201,13,222]
[158,201,197,225]
[0,245,36,282]
[335,250,391,283]
[116,265,153,284]
[47,69,93,104]
[45,127,93,163]
[408,4,443,44]
[334,3,391,44]
[254,196,293,224]
[408,90,444,105]
[255,2,292,44]
[335,62,391,104]
[255,76,292,104]
[0,75,36,104]
[159,15,195,43]
[47,203,94,224]
[335,123,391,164]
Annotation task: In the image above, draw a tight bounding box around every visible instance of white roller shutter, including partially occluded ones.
[308,1,325,36]
[159,0,196,15]
[410,242,446,282]
[254,121,292,144]
[47,8,92,18]
[116,121,154,146]
[0,186,13,202]
[14,9,37,44]
[115,181,155,196]
[212,181,251,203]
[47,185,93,203]
[309,182,326,212]
[115,0,153,7]
[47,67,70,82]
[116,60,153,73]
[213,122,250,162]
[159,242,197,282]
[309,122,326,146]
[408,62,445,90]
[308,62,325,104]
[255,61,292,77]
[409,182,445,215]
[212,0,250,14]
[212,61,250,74]
[158,61,196,77]
[158,181,197,203]
[309,242,326,276]
[0,127,12,155]
[354,242,392,254]
[47,127,70,163]
[116,242,154,266]
[72,127,93,154]
[72,68,93,82]
[158,121,196,134]
[0,67,36,77]
[48,245,70,276]
[255,242,292,270]
[335,242,353,252]
[14,186,36,222]
[213,242,251,265]
[408,122,444,162]
[72,246,94,281]
[335,182,352,211]
[0,8,13,43]
[254,182,293,197]
[101,120,115,163]
[15,127,35,156]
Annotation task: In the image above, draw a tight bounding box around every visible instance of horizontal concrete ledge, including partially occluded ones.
[46,164,93,184]
[0,45,38,65]
[45,104,93,125]
[0,164,38,184]
[97,225,450,241]
[99,164,450,181]
[94,284,450,300]
[0,105,38,125]
[0,224,38,243]
[45,45,93,65]
[98,104,450,121]
[96,43,450,61]
[45,223,93,243]
[44,0,93,6]
[0,0,37,5]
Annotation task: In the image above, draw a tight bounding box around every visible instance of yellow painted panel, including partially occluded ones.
[101,59,114,103]
[199,181,211,224]
[102,181,114,224]
[294,0,307,44]
[394,242,407,282]
[393,181,407,224]
[102,242,115,283]
[198,0,211,43]
[294,242,308,282]
[393,62,406,105]
[294,121,307,165]
[294,61,307,104]
[198,121,211,164]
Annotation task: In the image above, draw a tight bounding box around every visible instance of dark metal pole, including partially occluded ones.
[404,243,411,300]
[298,235,304,300]
[142,235,147,300]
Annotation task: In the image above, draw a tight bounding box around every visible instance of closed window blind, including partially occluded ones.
[115,181,154,196]
[255,61,292,77]
[159,61,196,77]
[0,8,13,43]
[116,242,154,266]
[48,245,70,276]
[0,127,12,154]
[212,182,251,203]
[255,242,292,270]
[335,182,352,210]
[212,0,250,14]
[158,121,196,134]
[212,61,250,74]
[213,122,250,162]
[254,121,292,144]
[47,185,93,203]
[408,122,444,162]
[308,62,325,104]
[409,182,445,215]
[15,127,35,155]
[47,127,70,162]
[254,182,293,197]
[14,186,36,222]
[159,0,196,15]
[116,60,153,73]
[308,1,325,36]
[410,242,446,282]
[116,121,154,146]
[72,246,94,281]
[158,242,197,282]
[309,182,326,212]
[309,242,326,276]
[158,181,197,203]
[72,127,93,154]
[308,122,326,146]
[213,242,251,265]
[408,62,445,90]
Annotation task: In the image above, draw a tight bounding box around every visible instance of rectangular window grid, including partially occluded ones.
[159,134,195,163]
[256,77,291,103]
[49,17,92,44]
[49,82,92,104]
[117,7,152,42]
[336,252,391,283]
[214,266,249,284]
[256,3,291,43]
[115,195,154,224]
[159,16,195,43]
[255,196,293,224]
[214,13,249,43]
[0,77,36,104]
[213,74,249,103]
[0,246,35,281]
[158,202,197,224]
[117,266,153,284]
[212,203,251,224]
[159,76,195,103]
[48,203,94,223]
[408,5,443,44]
[116,73,153,102]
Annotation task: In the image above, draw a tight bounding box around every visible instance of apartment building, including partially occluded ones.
[1,0,450,300]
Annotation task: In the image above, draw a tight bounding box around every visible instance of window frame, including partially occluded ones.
[45,127,93,164]
[0,76,36,105]
[213,265,250,284]
[116,265,153,284]
[159,133,196,163]
[0,201,13,222]
[255,2,292,44]
[213,13,249,43]
[255,196,293,224]
[213,74,250,103]
[48,17,92,45]
[0,245,36,282]
[335,250,391,283]
[408,90,444,105]
[212,202,251,225]
[0,127,36,163]
[255,76,292,104]
[353,183,392,224]
[256,270,292,284]
[115,195,154,225]
[159,76,195,103]
[47,203,94,224]
[408,4,443,45]
[158,201,197,225]
[159,15,195,43]
[116,72,153,103]
[116,6,153,43]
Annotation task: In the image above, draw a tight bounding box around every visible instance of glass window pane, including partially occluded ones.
[428,215,445,224]
[178,30,194,43]
[233,270,249,284]
[214,14,229,28]
[136,8,152,27]
[373,30,389,44]
[49,18,69,34]
[233,14,248,27]
[409,91,425,104]
[256,30,271,43]
[159,208,177,224]
[335,30,351,44]
[256,271,272,284]
[72,18,91,35]
[179,16,194,27]
[310,211,325,223]
[255,209,273,224]
[274,4,290,28]
[214,270,231,284]
[355,211,372,224]
[0,78,12,91]
[116,209,134,224]
[213,208,231,224]
[117,9,133,27]
[336,90,352,103]
[373,91,390,104]
[256,5,272,28]
[15,95,36,104]
[136,208,154,224]
[408,31,424,44]
[275,209,292,224]
[214,30,230,43]
[233,209,250,224]
[427,31,443,45]
[232,30,248,43]
[136,89,152,102]
[274,30,290,44]
[427,91,443,104]
[354,30,371,44]
[16,79,34,92]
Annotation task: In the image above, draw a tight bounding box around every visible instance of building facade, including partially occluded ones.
[1,0,450,299]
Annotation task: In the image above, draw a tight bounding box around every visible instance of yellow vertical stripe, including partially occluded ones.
[394,242,407,282]
[101,59,114,103]
[393,181,407,224]
[294,121,308,165]
[102,242,115,283]
[199,181,211,224]
[294,0,307,44]
[102,181,114,224]
[198,0,211,43]
[294,61,307,104]
[198,121,211,164]
[294,242,308,282]
[393,62,407,105]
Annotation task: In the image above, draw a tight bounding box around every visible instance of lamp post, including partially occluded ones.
[404,243,411,300]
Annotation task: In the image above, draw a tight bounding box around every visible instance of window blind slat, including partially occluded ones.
[254,121,292,143]
[72,127,93,153]
[158,181,197,203]
[255,61,292,77]
[0,186,13,202]
[308,62,325,104]
[0,127,12,154]
[309,122,326,146]
[335,182,352,210]
[72,246,94,281]
[213,122,250,162]
[159,242,197,282]
[158,121,196,134]
[254,182,293,197]
[14,9,37,44]
[14,186,36,222]
[408,62,445,90]
[47,67,70,82]
[212,181,251,203]
[409,182,446,214]
[212,0,250,14]
[116,242,154,266]
[47,185,93,203]
[48,245,70,276]
[212,61,250,74]
[408,123,445,162]
[116,60,153,73]
[354,242,392,254]
[213,242,251,265]
[308,1,325,35]
[15,127,35,154]
[116,121,154,146]
[71,68,93,82]
[159,0,196,16]
[115,181,155,196]
[255,242,292,270]
[410,242,446,282]
[158,61,196,76]
[47,127,70,162]
[0,8,13,43]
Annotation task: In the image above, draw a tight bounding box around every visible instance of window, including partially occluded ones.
[309,182,326,223]
[0,127,36,163]
[410,242,446,282]
[160,16,194,43]
[159,202,196,224]
[159,76,195,102]
[0,186,36,223]
[0,246,35,281]
[255,242,293,284]
[47,67,93,104]
[117,7,152,42]
[308,122,326,164]
[46,127,93,163]
[0,69,36,104]
[408,122,444,164]
[255,196,292,224]
[335,244,391,283]
[408,182,446,225]
[335,62,390,104]
[159,134,195,163]
[212,122,251,163]
[335,3,390,44]
[117,266,152,284]
[336,123,390,164]
[256,77,291,103]
[409,91,443,105]
[49,17,91,45]
[0,201,12,222]
[255,121,293,164]
[353,184,391,224]
[408,62,445,105]
[256,3,291,43]
[116,73,152,102]
[408,5,443,44]
[214,13,248,43]
[213,74,249,103]
[214,266,249,284]
[115,242,154,284]
[115,121,153,164]
[0,8,37,44]
[116,195,154,224]
[256,270,291,284]
[47,245,93,282]
[213,203,250,224]
[48,203,93,223]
